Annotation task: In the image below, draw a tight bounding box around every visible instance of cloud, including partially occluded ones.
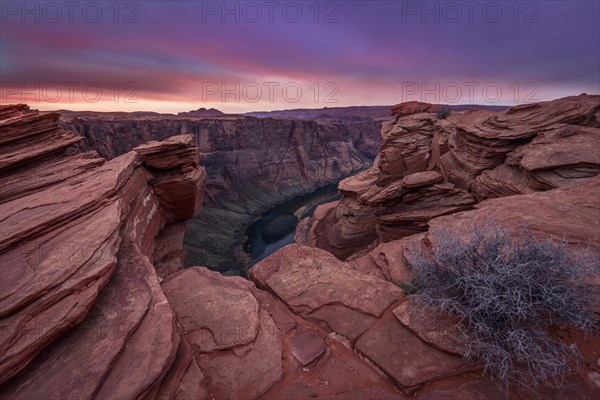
[2,0,598,112]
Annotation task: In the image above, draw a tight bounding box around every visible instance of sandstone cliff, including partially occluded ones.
[298,95,600,259]
[61,114,382,273]
[283,96,600,398]
[285,95,600,398]
[0,104,207,398]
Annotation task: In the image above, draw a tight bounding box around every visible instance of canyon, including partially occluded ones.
[0,95,599,399]
[60,112,383,274]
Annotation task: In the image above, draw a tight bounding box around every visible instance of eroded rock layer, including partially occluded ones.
[0,104,207,398]
[291,95,600,399]
[301,94,600,259]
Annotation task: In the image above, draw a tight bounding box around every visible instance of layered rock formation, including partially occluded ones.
[0,104,207,398]
[61,114,383,273]
[299,94,600,259]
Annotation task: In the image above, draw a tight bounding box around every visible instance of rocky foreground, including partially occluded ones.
[1,96,599,399]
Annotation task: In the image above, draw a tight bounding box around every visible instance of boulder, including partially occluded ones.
[163,267,283,399]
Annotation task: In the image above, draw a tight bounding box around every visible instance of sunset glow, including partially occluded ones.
[2,1,599,112]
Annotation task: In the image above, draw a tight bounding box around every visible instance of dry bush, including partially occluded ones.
[409,221,599,388]
[436,105,451,119]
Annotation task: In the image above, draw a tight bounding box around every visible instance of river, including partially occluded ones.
[243,184,341,267]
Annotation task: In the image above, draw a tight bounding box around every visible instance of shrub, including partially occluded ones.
[409,221,599,388]
[436,105,451,119]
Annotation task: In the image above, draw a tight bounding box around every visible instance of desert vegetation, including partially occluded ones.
[409,221,600,388]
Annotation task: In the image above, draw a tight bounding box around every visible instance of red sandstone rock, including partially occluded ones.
[249,259,408,400]
[153,222,188,282]
[520,124,600,190]
[172,360,207,400]
[470,164,533,201]
[0,105,207,397]
[390,101,441,117]
[0,105,81,171]
[429,175,600,246]
[0,236,180,399]
[348,233,426,285]
[401,170,444,187]
[415,373,511,400]
[154,339,202,400]
[379,115,437,178]
[134,134,199,169]
[376,182,475,241]
[306,95,600,259]
[393,300,469,356]
[291,96,599,398]
[163,267,283,399]
[251,244,402,340]
[163,267,261,352]
[355,309,480,394]
[302,199,378,260]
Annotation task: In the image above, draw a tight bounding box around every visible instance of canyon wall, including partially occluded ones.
[298,95,600,259]
[0,104,207,397]
[62,114,383,273]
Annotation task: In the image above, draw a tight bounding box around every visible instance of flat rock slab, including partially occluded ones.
[393,300,468,356]
[164,267,283,400]
[355,310,479,394]
[163,267,260,352]
[349,233,426,285]
[289,328,327,367]
[198,310,283,400]
[251,244,403,340]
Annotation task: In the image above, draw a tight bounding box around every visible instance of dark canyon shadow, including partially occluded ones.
[243,184,341,271]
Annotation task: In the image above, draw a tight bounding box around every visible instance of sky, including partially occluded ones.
[1,0,599,113]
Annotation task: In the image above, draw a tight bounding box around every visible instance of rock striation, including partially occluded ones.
[0,104,207,398]
[301,94,600,259]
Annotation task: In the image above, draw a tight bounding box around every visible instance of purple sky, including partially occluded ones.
[1,0,599,112]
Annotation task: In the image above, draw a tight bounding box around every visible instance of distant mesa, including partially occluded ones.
[178,107,226,117]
